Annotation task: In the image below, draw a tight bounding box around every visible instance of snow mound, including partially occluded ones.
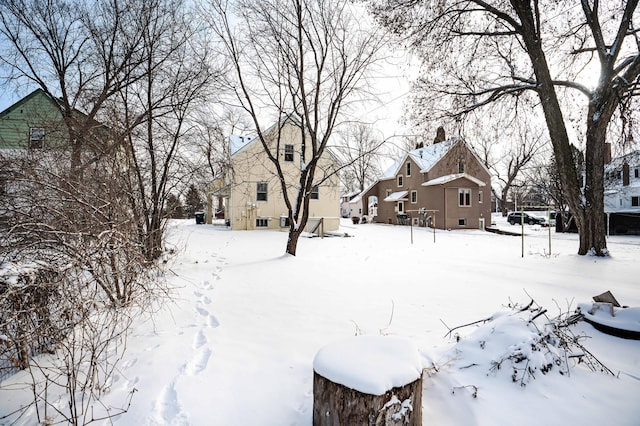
[313,335,423,395]
[437,305,606,387]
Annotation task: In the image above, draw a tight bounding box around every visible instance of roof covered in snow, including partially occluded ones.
[381,138,460,179]
[384,191,408,202]
[422,173,486,187]
[229,134,257,156]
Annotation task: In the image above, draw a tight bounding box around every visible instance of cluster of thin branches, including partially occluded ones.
[0,148,167,424]
[441,295,614,391]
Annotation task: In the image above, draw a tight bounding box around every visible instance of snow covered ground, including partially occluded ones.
[2,214,640,425]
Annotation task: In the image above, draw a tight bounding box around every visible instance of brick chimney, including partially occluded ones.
[623,161,630,186]
[433,126,446,144]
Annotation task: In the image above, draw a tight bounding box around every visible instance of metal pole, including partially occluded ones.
[548,208,551,255]
[410,214,413,244]
[521,206,524,258]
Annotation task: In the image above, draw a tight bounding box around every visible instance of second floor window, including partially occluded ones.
[284,144,294,162]
[257,182,268,201]
[632,196,640,207]
[459,188,471,206]
[310,185,319,200]
[29,127,45,149]
[411,190,417,203]
[397,175,403,187]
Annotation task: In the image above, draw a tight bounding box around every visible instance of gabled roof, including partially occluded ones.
[229,134,257,155]
[0,89,59,118]
[604,150,640,190]
[0,88,111,133]
[381,138,460,178]
[605,150,640,171]
[229,115,302,156]
[422,173,486,187]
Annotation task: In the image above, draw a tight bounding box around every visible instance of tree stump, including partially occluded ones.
[313,336,423,426]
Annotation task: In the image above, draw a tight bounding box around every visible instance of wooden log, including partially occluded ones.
[313,371,422,426]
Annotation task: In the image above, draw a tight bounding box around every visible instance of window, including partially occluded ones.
[458,161,465,173]
[478,191,483,203]
[256,218,269,227]
[284,144,294,162]
[411,190,417,203]
[398,201,404,212]
[397,175,403,187]
[29,127,45,149]
[459,188,471,206]
[635,168,639,178]
[386,189,392,197]
[632,196,640,207]
[406,162,411,176]
[310,185,319,200]
[256,182,268,201]
[458,218,467,226]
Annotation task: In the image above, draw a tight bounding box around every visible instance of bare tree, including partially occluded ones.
[370,0,640,255]
[333,123,384,193]
[0,0,206,421]
[463,105,547,215]
[206,0,388,255]
[116,0,217,261]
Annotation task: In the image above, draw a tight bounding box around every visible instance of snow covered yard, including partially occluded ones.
[2,215,640,425]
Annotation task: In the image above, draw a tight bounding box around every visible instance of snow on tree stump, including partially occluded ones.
[313,335,423,426]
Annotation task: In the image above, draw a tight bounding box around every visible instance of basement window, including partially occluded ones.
[256,218,269,227]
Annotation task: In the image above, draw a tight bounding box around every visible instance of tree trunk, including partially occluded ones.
[313,371,422,426]
[582,95,614,255]
[286,227,303,256]
[511,2,587,253]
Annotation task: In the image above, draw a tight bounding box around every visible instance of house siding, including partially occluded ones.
[0,90,69,150]
[227,120,340,231]
[363,138,491,230]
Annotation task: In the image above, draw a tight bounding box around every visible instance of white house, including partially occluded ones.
[209,118,340,232]
[604,150,640,235]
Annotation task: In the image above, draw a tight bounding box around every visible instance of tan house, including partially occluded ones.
[361,134,492,230]
[209,118,340,232]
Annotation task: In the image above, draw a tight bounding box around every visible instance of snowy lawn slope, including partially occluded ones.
[1,214,640,425]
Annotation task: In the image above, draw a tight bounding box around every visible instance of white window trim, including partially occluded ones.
[397,174,404,187]
[406,162,411,177]
[459,188,471,207]
[411,190,417,204]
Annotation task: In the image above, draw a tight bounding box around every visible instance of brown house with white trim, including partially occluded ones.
[361,134,492,230]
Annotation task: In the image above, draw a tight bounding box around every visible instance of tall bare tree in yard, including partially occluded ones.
[463,104,547,215]
[370,0,640,255]
[334,123,384,194]
[206,0,387,255]
[117,0,216,261]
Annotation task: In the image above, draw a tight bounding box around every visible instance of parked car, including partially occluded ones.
[215,209,225,219]
[507,212,547,226]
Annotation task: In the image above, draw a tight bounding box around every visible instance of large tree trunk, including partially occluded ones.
[583,94,615,255]
[286,228,303,256]
[511,1,589,254]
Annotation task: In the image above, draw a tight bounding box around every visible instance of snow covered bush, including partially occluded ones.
[437,300,613,391]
